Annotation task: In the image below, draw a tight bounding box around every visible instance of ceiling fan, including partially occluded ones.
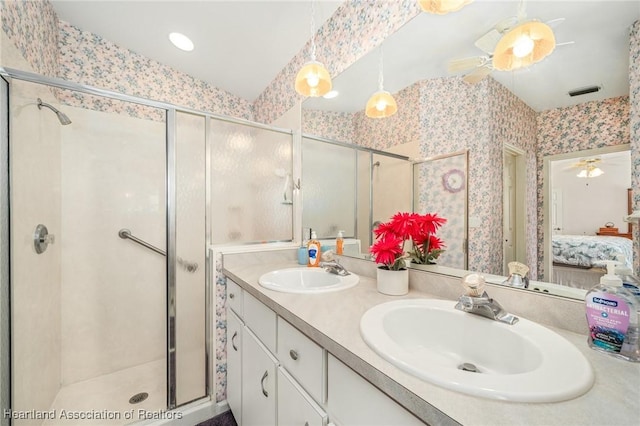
[566,158,605,178]
[448,1,569,84]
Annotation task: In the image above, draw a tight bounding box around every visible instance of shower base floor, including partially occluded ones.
[43,359,166,426]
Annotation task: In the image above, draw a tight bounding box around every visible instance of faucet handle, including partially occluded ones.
[462,273,485,297]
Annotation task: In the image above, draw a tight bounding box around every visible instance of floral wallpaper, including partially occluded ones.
[301,75,538,277]
[253,0,421,125]
[536,96,630,279]
[57,21,254,121]
[353,82,422,150]
[630,21,640,273]
[303,109,355,142]
[487,78,538,279]
[215,252,227,402]
[1,0,59,77]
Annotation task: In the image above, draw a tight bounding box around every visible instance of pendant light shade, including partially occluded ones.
[366,45,397,119]
[295,60,332,97]
[492,20,556,71]
[365,90,398,119]
[417,0,472,15]
[294,0,332,97]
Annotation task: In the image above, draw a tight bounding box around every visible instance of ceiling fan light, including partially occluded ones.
[513,35,534,58]
[577,166,604,178]
[295,61,332,97]
[492,20,556,71]
[365,91,398,118]
[417,0,473,15]
[589,167,604,178]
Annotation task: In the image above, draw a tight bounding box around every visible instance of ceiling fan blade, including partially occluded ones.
[474,29,502,54]
[463,65,492,84]
[546,17,565,28]
[474,16,518,54]
[448,56,487,73]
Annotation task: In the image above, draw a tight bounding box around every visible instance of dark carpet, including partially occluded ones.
[196,410,237,426]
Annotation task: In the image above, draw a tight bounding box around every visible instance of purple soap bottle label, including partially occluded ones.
[586,292,630,353]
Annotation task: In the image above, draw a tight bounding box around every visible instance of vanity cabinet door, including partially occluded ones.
[227,310,243,425]
[327,355,424,426]
[277,367,327,426]
[242,327,278,426]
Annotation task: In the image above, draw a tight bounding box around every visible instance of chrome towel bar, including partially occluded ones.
[118,228,165,256]
[118,228,199,273]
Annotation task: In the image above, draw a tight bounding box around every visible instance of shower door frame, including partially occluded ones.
[0,66,235,411]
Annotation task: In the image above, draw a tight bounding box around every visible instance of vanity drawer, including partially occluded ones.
[243,291,277,353]
[277,317,324,403]
[226,279,244,317]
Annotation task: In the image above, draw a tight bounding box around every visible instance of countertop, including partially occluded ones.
[222,255,640,426]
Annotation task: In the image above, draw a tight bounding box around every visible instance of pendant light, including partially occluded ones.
[365,47,397,119]
[417,0,473,15]
[295,0,332,97]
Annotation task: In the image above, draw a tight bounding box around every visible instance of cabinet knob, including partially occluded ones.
[229,292,235,299]
[289,349,299,361]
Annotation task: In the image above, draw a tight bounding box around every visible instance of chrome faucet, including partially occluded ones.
[455,273,519,325]
[319,261,350,276]
[455,292,519,325]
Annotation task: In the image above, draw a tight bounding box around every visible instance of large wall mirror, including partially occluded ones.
[300,1,639,301]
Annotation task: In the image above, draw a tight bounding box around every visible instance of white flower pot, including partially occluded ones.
[376,267,409,296]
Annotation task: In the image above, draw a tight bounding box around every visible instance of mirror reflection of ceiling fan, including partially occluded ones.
[569,158,604,178]
[448,0,573,84]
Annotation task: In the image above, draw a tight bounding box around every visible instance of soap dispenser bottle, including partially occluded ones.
[585,261,639,362]
[336,230,344,255]
[307,231,321,267]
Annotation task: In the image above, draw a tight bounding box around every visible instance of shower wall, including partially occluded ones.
[60,103,166,385]
[10,81,62,421]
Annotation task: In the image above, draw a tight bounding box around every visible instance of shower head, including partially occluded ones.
[373,161,381,167]
[37,98,72,125]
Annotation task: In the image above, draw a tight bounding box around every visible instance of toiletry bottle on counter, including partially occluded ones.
[298,245,308,265]
[307,231,321,267]
[585,261,639,362]
[336,230,344,255]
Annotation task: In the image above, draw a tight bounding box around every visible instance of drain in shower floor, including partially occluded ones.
[129,392,149,404]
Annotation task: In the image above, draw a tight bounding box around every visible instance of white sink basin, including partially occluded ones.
[360,299,594,402]
[258,267,359,294]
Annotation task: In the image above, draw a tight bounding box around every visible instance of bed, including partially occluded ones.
[552,234,633,290]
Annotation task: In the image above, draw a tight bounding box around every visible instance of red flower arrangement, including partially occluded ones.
[370,212,446,271]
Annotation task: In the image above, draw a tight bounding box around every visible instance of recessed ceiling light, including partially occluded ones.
[323,90,339,99]
[169,32,194,52]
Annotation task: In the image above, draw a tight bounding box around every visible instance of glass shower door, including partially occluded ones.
[10,80,168,424]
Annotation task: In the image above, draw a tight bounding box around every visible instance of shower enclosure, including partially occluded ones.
[1,71,211,425]
[301,134,412,251]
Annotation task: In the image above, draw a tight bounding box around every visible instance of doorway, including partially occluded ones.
[503,144,527,275]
